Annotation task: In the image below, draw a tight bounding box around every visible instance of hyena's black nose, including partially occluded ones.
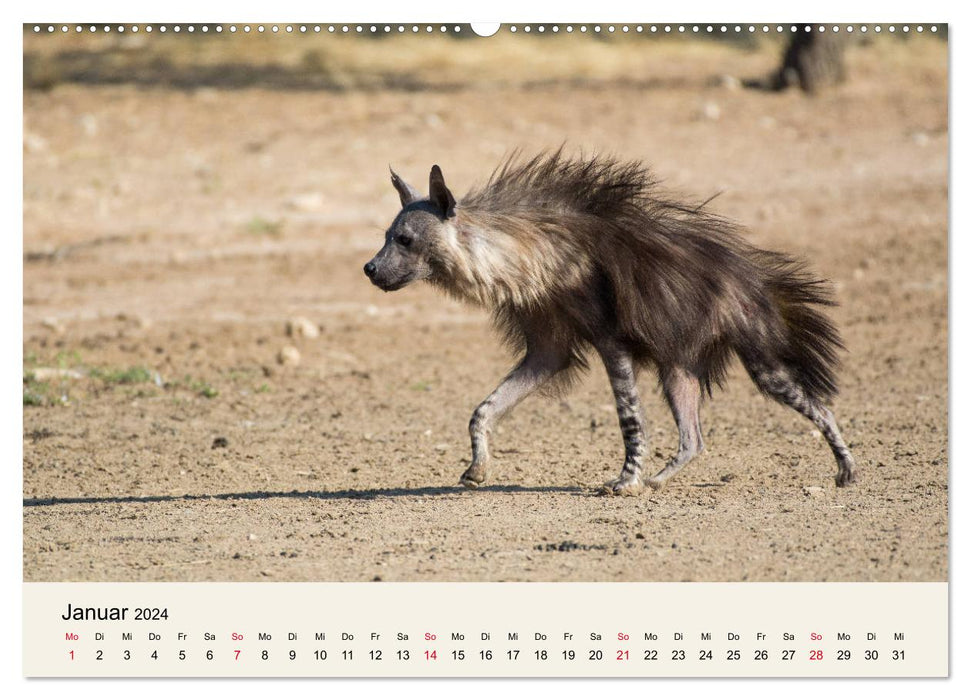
[363,262,376,278]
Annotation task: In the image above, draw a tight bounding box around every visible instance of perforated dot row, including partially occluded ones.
[509,24,936,34]
[29,24,941,35]
[29,24,466,34]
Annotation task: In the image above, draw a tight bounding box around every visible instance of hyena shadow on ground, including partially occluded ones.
[22,484,587,508]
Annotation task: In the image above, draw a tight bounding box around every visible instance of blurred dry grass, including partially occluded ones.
[24,27,946,92]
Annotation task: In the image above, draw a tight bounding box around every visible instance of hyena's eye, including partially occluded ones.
[396,233,413,247]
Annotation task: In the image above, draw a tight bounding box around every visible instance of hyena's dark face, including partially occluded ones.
[364,164,456,292]
[364,206,441,292]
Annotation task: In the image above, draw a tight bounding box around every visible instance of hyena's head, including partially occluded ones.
[363,165,456,292]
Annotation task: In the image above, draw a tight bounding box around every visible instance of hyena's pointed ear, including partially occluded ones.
[390,167,421,208]
[428,164,456,218]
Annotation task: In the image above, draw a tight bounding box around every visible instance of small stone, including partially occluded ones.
[248,533,258,541]
[24,131,48,153]
[41,317,65,334]
[212,436,229,449]
[79,114,98,137]
[286,317,319,339]
[802,486,824,496]
[277,345,301,366]
[434,443,449,452]
[912,131,930,147]
[30,367,83,381]
[719,74,740,90]
[287,193,325,212]
[699,101,721,121]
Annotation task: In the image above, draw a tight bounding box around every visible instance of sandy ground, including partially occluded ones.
[23,36,948,582]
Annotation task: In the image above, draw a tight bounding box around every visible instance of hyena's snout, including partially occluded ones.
[363,261,377,279]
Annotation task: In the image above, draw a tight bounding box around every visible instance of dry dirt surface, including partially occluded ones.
[23,34,948,582]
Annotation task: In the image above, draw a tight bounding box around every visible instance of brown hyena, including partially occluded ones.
[364,151,856,495]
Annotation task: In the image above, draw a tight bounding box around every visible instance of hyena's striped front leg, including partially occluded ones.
[461,349,567,488]
[597,345,648,496]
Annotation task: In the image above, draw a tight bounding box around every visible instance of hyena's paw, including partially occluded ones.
[835,455,857,487]
[459,464,488,489]
[600,473,644,497]
[644,476,667,491]
[835,467,857,487]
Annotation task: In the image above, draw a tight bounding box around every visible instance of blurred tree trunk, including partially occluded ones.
[771,28,846,93]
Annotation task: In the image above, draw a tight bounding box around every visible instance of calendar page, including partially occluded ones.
[21,20,949,679]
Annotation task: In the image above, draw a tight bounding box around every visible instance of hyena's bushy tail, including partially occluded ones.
[742,251,845,404]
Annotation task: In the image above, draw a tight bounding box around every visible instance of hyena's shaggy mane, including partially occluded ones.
[444,149,844,401]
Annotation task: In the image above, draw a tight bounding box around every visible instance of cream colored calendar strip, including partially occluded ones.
[23,582,947,677]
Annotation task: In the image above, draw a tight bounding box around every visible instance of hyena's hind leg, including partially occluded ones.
[743,357,856,487]
[646,366,705,490]
[461,344,570,488]
[597,343,649,496]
